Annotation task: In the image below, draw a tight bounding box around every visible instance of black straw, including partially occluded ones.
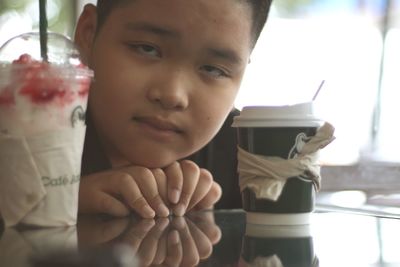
[39,0,48,62]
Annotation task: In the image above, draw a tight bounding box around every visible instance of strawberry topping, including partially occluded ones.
[0,54,91,106]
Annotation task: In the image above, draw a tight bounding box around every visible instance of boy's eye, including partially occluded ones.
[200,65,229,78]
[130,44,161,58]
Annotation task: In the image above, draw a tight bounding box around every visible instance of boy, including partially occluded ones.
[74,0,272,218]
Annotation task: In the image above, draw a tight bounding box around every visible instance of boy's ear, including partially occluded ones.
[74,4,98,66]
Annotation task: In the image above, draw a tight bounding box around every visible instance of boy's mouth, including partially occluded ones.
[132,116,183,134]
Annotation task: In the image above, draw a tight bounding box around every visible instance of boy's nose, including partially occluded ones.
[147,69,189,110]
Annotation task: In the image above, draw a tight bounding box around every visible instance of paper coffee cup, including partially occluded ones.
[232,102,323,225]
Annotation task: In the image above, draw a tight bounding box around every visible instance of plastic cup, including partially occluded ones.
[232,102,322,225]
[0,32,93,227]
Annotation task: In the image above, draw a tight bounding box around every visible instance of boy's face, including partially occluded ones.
[76,0,252,168]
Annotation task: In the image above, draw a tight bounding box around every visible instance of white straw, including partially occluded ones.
[312,80,325,101]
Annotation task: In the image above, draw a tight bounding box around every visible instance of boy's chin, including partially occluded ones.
[125,152,185,169]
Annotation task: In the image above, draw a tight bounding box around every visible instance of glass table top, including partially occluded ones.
[1,209,399,267]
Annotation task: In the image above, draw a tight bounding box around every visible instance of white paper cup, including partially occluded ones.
[232,102,323,225]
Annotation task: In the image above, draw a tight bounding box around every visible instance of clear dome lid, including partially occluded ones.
[0,32,93,104]
[0,32,93,87]
[0,32,83,66]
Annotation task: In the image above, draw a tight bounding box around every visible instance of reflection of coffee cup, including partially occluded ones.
[232,103,329,225]
[241,224,318,267]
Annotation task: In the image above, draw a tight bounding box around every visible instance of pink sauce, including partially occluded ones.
[0,89,14,105]
[0,54,91,106]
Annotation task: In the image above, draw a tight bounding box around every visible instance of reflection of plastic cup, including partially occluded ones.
[0,226,77,267]
[241,224,317,267]
[232,103,322,225]
[0,32,93,227]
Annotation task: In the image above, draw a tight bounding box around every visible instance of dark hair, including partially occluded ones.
[95,0,273,47]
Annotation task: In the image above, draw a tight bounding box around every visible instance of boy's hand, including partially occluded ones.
[79,166,170,218]
[163,160,222,216]
[78,160,221,218]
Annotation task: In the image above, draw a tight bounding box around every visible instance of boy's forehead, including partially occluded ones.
[104,0,253,49]
[107,0,253,26]
[112,0,251,9]
[101,0,252,55]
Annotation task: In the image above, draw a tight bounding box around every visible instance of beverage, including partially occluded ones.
[232,102,334,225]
[0,54,90,135]
[0,32,93,227]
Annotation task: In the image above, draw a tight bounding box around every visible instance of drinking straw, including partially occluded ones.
[39,0,48,62]
[312,80,325,101]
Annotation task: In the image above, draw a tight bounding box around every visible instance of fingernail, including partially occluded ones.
[173,203,186,217]
[169,189,180,204]
[142,205,155,218]
[156,203,170,217]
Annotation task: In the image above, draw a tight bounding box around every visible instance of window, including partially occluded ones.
[236,0,400,165]
[0,0,76,43]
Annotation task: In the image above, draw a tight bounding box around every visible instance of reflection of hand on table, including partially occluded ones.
[118,218,168,266]
[77,215,130,246]
[186,210,222,247]
[121,213,221,267]
[77,212,221,266]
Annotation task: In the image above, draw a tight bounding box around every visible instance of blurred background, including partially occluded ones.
[0,0,399,165]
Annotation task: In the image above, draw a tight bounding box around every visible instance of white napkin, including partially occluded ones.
[0,126,85,227]
[238,123,335,201]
